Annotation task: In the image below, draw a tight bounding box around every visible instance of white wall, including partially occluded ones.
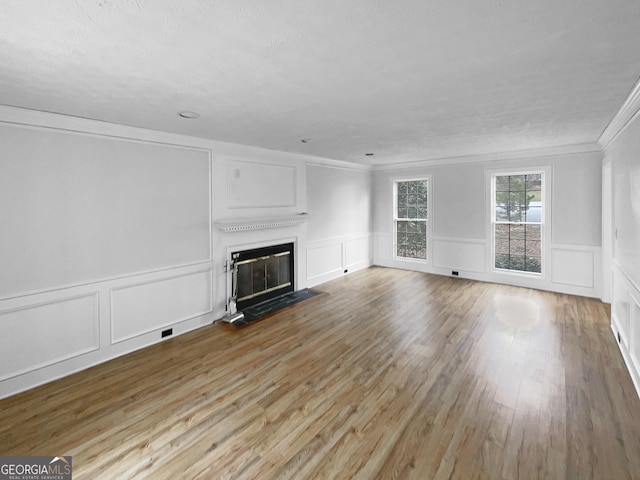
[605,106,640,398]
[305,164,373,286]
[373,151,603,298]
[0,111,216,399]
[0,106,374,398]
[0,125,211,296]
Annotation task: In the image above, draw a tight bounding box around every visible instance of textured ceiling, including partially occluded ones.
[1,0,639,165]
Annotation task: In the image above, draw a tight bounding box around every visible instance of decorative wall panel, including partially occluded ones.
[111,269,212,343]
[0,293,99,381]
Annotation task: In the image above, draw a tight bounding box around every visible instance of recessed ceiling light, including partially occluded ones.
[365,152,375,156]
[178,111,200,119]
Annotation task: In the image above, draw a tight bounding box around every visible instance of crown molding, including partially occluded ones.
[306,158,373,172]
[0,104,218,149]
[0,104,372,171]
[372,143,602,171]
[598,76,640,149]
[0,104,605,172]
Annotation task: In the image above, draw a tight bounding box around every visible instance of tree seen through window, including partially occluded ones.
[494,173,542,273]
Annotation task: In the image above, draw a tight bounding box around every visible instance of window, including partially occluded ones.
[394,179,428,260]
[492,172,543,273]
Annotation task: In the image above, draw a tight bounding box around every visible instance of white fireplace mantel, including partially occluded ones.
[214,213,309,233]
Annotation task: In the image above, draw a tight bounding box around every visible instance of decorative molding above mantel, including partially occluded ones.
[214,214,309,233]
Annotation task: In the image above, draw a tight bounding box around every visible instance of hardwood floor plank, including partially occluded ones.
[1,267,639,479]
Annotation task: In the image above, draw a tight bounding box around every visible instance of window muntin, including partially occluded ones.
[493,173,542,274]
[394,179,428,261]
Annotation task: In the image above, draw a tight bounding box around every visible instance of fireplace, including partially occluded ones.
[232,242,295,311]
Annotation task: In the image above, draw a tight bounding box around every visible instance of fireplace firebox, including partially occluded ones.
[232,242,295,311]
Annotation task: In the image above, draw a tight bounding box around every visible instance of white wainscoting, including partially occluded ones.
[0,262,215,399]
[307,242,343,285]
[374,233,486,276]
[306,234,372,287]
[551,247,594,288]
[630,293,640,386]
[345,235,372,271]
[0,293,99,382]
[111,268,213,344]
[432,236,486,274]
[374,233,602,297]
[611,263,640,399]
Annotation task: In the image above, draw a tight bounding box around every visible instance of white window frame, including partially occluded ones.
[487,166,551,278]
[392,175,432,264]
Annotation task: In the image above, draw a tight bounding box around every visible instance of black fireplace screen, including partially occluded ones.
[233,243,294,310]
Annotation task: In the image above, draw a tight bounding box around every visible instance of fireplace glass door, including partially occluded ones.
[233,243,294,310]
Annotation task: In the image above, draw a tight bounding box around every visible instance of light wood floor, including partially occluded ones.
[1,267,639,479]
